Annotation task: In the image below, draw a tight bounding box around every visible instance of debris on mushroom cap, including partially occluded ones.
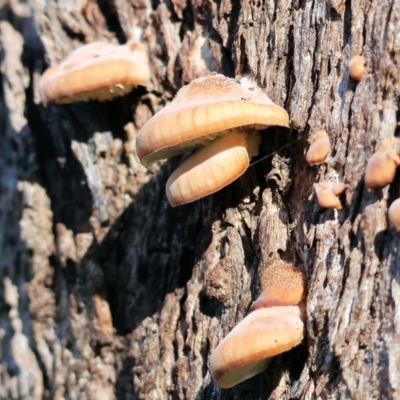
[136,74,289,167]
[388,199,400,231]
[251,264,306,310]
[306,130,331,165]
[39,41,150,105]
[349,55,366,81]
[314,182,344,209]
[166,130,261,206]
[210,306,304,389]
[364,138,400,189]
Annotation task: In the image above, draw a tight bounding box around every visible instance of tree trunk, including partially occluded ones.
[0,0,399,398]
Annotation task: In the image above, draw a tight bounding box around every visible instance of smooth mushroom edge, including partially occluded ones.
[136,74,290,206]
[388,199,400,231]
[314,182,345,210]
[305,130,331,166]
[364,138,400,190]
[209,264,306,389]
[39,41,150,105]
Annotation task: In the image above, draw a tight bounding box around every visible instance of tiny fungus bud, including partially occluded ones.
[314,181,345,209]
[364,138,400,189]
[349,55,366,81]
[136,74,290,206]
[39,41,150,105]
[388,199,400,231]
[251,264,306,310]
[305,130,331,165]
[210,306,305,388]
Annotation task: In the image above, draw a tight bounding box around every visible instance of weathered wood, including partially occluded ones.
[0,0,399,398]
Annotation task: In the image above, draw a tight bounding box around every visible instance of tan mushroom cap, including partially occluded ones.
[136,74,289,167]
[210,306,304,389]
[349,55,366,81]
[166,130,260,206]
[306,130,331,166]
[364,139,400,189]
[39,41,150,105]
[388,199,400,231]
[251,264,306,310]
[314,182,344,210]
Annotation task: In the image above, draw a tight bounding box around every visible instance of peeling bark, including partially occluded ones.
[0,0,399,398]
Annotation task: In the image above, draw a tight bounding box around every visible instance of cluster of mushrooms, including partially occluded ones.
[39,41,397,389]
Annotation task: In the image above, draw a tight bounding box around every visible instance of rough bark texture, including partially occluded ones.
[0,0,399,399]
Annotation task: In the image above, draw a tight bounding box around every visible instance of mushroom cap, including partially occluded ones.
[166,130,260,206]
[39,41,150,105]
[349,55,366,81]
[210,306,304,389]
[306,130,331,165]
[364,149,400,189]
[136,74,289,167]
[251,264,306,310]
[314,182,343,209]
[388,199,400,231]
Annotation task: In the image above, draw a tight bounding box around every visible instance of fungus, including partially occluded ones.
[166,130,260,206]
[349,55,366,81]
[136,74,289,206]
[251,264,306,310]
[305,130,331,165]
[364,138,400,189]
[39,41,150,105]
[314,181,345,209]
[388,199,400,231]
[210,305,304,389]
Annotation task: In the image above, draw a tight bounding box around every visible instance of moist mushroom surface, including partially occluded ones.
[39,41,150,105]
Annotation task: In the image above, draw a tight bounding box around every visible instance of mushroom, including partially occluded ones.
[39,41,150,105]
[136,74,289,206]
[364,138,400,189]
[388,199,400,231]
[251,264,306,310]
[349,55,366,81]
[209,306,305,389]
[305,130,331,166]
[314,181,345,210]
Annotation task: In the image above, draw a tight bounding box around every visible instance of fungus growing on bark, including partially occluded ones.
[251,264,306,310]
[314,182,345,210]
[388,199,400,231]
[209,306,305,389]
[39,41,150,105]
[364,138,400,189]
[306,130,331,165]
[136,74,289,206]
[349,55,366,81]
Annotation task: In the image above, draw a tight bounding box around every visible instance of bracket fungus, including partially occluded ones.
[136,74,289,206]
[388,199,400,231]
[39,41,150,105]
[314,182,345,210]
[305,130,331,166]
[364,138,400,189]
[349,55,366,81]
[210,264,306,389]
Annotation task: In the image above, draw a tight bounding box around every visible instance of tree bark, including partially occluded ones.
[0,0,399,398]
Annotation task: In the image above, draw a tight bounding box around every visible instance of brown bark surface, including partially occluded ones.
[0,0,399,398]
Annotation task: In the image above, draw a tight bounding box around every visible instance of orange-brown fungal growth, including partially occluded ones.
[388,199,400,231]
[166,130,261,206]
[364,138,400,189]
[305,130,331,165]
[314,182,345,209]
[136,74,289,168]
[209,306,305,389]
[349,55,366,81]
[39,41,150,105]
[251,264,306,310]
[136,74,289,206]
